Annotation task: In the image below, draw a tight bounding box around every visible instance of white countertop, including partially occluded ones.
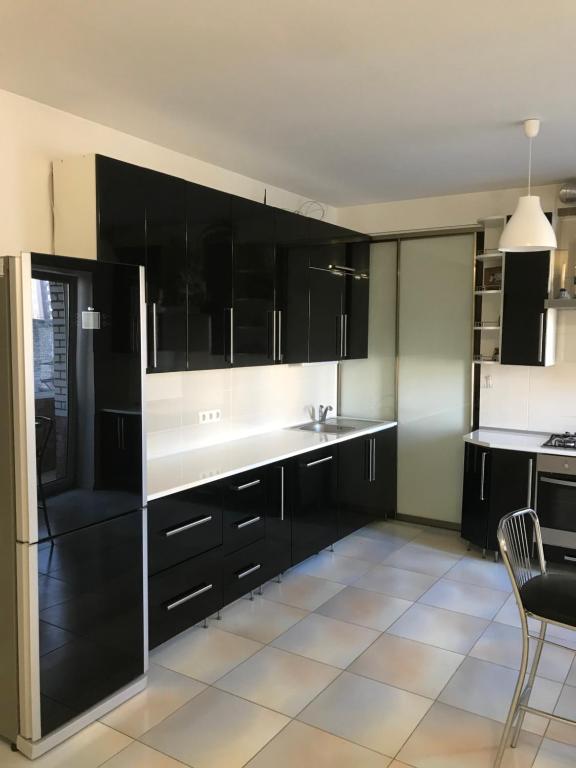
[148,419,397,500]
[464,428,576,457]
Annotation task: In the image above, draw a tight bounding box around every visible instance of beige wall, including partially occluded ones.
[0,88,336,259]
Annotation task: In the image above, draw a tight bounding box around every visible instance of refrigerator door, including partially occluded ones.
[14,253,146,543]
[20,509,146,739]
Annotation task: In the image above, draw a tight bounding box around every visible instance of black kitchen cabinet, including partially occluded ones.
[338,427,397,537]
[222,468,268,554]
[146,172,188,373]
[345,241,370,360]
[461,444,535,555]
[96,156,147,267]
[309,245,347,362]
[231,197,279,366]
[186,184,233,370]
[500,251,553,366]
[291,447,338,563]
[265,461,292,576]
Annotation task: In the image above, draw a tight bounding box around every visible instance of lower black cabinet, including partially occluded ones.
[265,462,292,577]
[222,469,268,554]
[223,540,269,604]
[148,549,222,649]
[461,443,535,554]
[292,448,338,563]
[338,427,397,537]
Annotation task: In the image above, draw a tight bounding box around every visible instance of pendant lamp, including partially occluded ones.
[498,119,557,252]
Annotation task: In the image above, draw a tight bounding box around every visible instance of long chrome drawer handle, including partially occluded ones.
[165,515,213,537]
[306,455,333,468]
[564,555,576,563]
[237,563,261,580]
[236,516,261,529]
[166,583,213,611]
[232,479,261,491]
[541,476,576,488]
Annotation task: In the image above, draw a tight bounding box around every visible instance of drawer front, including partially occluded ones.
[148,486,223,575]
[222,540,268,605]
[222,471,268,553]
[149,549,222,648]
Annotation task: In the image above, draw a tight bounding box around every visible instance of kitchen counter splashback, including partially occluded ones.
[148,419,396,500]
[464,428,576,457]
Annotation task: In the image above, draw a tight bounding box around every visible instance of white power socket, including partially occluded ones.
[198,409,221,424]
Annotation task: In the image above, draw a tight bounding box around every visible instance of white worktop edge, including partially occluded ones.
[464,427,576,457]
[148,419,397,501]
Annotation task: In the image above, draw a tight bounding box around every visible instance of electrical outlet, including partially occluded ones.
[198,409,222,424]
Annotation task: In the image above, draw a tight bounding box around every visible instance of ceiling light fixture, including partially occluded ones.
[498,119,557,252]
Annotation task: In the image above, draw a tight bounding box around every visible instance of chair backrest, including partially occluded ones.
[497,508,546,596]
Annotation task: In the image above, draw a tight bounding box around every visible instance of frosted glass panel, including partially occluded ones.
[398,235,474,524]
[339,241,397,420]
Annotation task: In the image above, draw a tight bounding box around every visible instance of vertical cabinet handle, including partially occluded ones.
[538,312,544,363]
[151,302,158,369]
[277,310,282,361]
[526,458,534,508]
[371,437,376,482]
[272,310,277,361]
[343,314,348,358]
[279,464,285,521]
[229,307,235,365]
[480,451,488,501]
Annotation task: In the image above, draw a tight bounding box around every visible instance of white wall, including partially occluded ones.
[0,88,338,447]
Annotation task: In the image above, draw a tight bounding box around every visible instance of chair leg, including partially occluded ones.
[511,620,547,748]
[494,614,530,767]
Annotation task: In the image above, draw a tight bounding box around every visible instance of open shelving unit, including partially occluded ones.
[473,217,505,366]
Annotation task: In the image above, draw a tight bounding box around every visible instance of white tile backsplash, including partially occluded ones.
[480,312,576,433]
[146,363,338,459]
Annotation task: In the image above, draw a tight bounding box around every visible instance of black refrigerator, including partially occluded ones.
[0,253,147,758]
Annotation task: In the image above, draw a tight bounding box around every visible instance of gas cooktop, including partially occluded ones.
[542,432,576,449]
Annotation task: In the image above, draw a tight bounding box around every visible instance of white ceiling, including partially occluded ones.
[1,0,575,206]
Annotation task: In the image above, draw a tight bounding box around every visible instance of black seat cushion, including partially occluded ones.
[520,572,576,627]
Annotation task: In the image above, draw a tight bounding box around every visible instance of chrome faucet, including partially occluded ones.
[318,405,333,423]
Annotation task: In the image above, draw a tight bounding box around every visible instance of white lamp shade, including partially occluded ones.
[498,195,557,252]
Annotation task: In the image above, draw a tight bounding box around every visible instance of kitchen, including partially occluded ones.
[1,3,576,768]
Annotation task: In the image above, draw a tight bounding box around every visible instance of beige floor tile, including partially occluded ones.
[444,556,512,592]
[397,701,540,768]
[387,603,489,654]
[546,624,576,651]
[271,612,379,668]
[141,688,288,768]
[100,742,189,767]
[493,594,543,634]
[151,626,262,683]
[418,578,509,619]
[0,723,131,768]
[291,551,373,584]
[100,664,206,738]
[298,671,432,756]
[316,586,412,631]
[362,521,424,541]
[334,533,404,562]
[470,622,574,683]
[438,656,561,735]
[533,738,576,767]
[349,634,464,698]
[214,645,341,716]
[546,684,576,747]
[354,565,438,601]
[566,656,576,686]
[261,572,345,610]
[411,529,469,556]
[388,763,415,768]
[245,720,391,768]
[216,596,307,643]
[382,544,460,578]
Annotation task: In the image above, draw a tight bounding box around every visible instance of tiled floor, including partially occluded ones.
[3,520,576,767]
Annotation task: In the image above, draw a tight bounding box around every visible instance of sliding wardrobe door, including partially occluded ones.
[398,235,474,525]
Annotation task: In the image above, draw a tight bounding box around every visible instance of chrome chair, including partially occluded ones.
[495,508,576,767]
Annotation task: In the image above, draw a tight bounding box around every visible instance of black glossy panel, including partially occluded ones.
[31,254,143,540]
[222,540,268,604]
[38,511,144,736]
[222,470,268,553]
[265,463,292,576]
[148,485,223,575]
[461,443,491,549]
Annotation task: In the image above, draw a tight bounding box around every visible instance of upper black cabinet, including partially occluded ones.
[500,251,555,367]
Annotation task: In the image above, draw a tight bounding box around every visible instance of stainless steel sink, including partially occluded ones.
[294,422,356,434]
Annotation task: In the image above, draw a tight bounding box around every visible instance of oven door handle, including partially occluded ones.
[540,476,576,488]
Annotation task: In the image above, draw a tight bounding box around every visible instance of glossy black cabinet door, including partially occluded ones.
[146,171,188,373]
[309,246,346,362]
[37,511,144,736]
[187,183,233,370]
[278,246,310,363]
[487,449,534,551]
[345,241,370,360]
[461,443,491,549]
[222,469,268,554]
[96,156,147,266]
[291,448,338,565]
[231,197,278,366]
[265,462,292,575]
[501,251,550,366]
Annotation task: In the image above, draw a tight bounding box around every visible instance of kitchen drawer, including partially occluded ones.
[148,486,223,575]
[222,540,268,604]
[222,470,267,554]
[149,549,222,648]
[543,543,576,568]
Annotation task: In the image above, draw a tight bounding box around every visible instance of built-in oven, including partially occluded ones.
[536,454,576,565]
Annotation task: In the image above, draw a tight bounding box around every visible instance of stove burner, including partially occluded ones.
[542,432,576,449]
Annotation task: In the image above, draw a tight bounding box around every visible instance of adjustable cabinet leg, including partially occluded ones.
[202,618,208,629]
[329,544,335,552]
[466,542,472,551]
[276,572,283,583]
[257,585,263,596]
[216,610,222,620]
[249,590,254,601]
[482,548,487,560]
[494,551,500,563]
